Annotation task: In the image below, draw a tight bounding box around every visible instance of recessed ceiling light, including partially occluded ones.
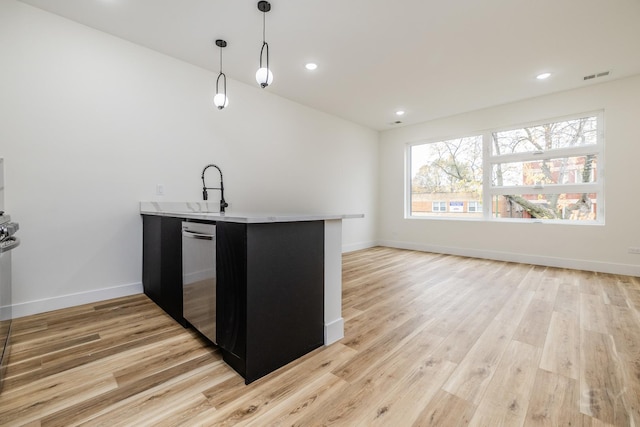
[395,110,405,116]
[305,63,318,71]
[536,72,551,80]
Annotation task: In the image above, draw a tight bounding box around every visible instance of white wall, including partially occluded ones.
[379,74,640,276]
[0,1,379,316]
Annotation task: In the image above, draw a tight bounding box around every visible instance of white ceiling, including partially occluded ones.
[17,0,640,131]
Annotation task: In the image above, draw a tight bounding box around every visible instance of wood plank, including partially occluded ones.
[366,357,457,426]
[493,262,535,289]
[341,306,363,321]
[534,275,560,304]
[332,312,434,384]
[581,293,610,334]
[580,330,630,426]
[79,363,235,426]
[468,340,541,426]
[297,335,454,425]
[40,355,217,426]
[554,282,580,315]
[605,305,640,362]
[359,329,453,426]
[621,358,640,426]
[582,415,617,426]
[525,369,582,426]
[597,273,629,307]
[442,318,517,405]
[512,298,554,348]
[8,333,101,359]
[618,276,640,312]
[5,322,188,390]
[342,298,423,352]
[200,342,356,422]
[0,372,118,426]
[493,288,535,325]
[413,389,476,427]
[539,310,580,379]
[242,372,349,427]
[425,284,498,338]
[517,265,546,291]
[196,344,357,426]
[430,286,515,364]
[579,269,602,295]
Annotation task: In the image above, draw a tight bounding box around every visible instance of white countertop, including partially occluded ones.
[140,201,364,224]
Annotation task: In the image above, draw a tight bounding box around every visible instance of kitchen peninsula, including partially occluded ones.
[140,201,362,383]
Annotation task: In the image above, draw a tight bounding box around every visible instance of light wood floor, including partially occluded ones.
[1,247,639,426]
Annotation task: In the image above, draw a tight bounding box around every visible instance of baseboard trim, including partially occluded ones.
[12,282,143,319]
[324,317,344,345]
[342,241,377,253]
[378,240,640,277]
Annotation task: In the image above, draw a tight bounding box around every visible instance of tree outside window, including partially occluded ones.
[410,136,483,218]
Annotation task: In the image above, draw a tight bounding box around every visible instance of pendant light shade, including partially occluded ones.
[255,65,273,88]
[256,1,273,88]
[213,92,228,109]
[214,39,229,109]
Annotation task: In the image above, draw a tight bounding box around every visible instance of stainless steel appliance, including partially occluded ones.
[0,211,20,392]
[182,221,217,344]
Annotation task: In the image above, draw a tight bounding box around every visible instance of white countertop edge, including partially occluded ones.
[140,202,364,223]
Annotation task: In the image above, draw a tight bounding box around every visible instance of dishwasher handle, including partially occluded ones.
[182,230,214,240]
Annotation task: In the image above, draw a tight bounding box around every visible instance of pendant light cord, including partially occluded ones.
[217,47,226,97]
[259,8,269,72]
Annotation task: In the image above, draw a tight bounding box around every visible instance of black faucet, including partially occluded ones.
[201,164,229,214]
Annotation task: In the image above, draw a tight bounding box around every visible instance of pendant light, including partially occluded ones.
[256,1,273,88]
[213,39,229,109]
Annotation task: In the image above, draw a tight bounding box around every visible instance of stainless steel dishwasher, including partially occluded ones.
[182,221,217,344]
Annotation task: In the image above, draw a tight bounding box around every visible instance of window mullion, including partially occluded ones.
[489,146,599,164]
[482,130,492,220]
[489,183,599,196]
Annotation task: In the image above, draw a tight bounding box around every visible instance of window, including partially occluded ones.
[407,113,603,223]
[490,115,601,222]
[409,136,483,218]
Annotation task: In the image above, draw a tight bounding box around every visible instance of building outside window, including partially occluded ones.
[408,113,603,223]
[432,201,447,212]
[468,201,482,213]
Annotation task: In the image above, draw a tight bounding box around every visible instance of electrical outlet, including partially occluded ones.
[628,247,640,254]
[156,184,164,196]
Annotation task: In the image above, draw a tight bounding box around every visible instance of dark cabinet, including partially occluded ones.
[142,215,185,326]
[142,215,325,384]
[217,221,325,384]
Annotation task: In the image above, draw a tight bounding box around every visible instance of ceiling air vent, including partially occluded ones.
[584,71,610,81]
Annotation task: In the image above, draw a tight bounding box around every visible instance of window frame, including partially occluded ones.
[406,111,605,225]
[406,134,484,221]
